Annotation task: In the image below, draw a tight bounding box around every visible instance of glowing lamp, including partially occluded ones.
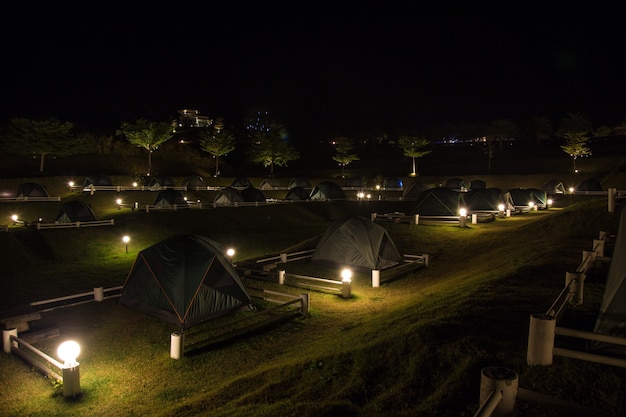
[57,340,80,367]
[528,201,534,208]
[569,187,575,193]
[341,269,352,298]
[226,248,235,258]
[11,214,18,222]
[547,198,553,206]
[68,181,74,187]
[498,203,505,212]
[116,198,122,205]
[122,235,130,253]
[341,268,352,282]
[459,208,467,217]
[132,182,138,187]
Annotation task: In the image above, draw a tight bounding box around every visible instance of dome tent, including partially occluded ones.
[576,178,602,192]
[55,200,97,223]
[288,177,311,189]
[285,186,309,201]
[410,188,465,217]
[214,187,244,205]
[153,189,188,208]
[145,175,175,187]
[309,181,346,201]
[16,182,49,198]
[231,177,253,189]
[402,182,431,201]
[83,175,113,188]
[445,177,466,191]
[119,235,252,329]
[465,188,513,213]
[182,176,205,189]
[311,216,402,270]
[241,186,266,202]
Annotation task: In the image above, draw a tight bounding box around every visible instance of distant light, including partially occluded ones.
[529,201,535,208]
[547,198,553,206]
[132,182,138,187]
[11,214,18,222]
[569,187,575,193]
[116,198,122,205]
[68,181,74,187]
[122,235,130,244]
[226,248,235,258]
[57,340,80,366]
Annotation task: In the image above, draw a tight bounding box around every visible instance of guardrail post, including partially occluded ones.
[371,213,377,221]
[422,254,430,267]
[94,287,104,302]
[527,314,556,366]
[280,253,287,263]
[3,328,18,353]
[565,272,584,305]
[372,270,380,287]
[278,270,285,285]
[414,214,419,224]
[478,366,518,417]
[582,250,596,271]
[592,238,605,258]
[170,331,184,359]
[608,187,616,213]
[472,214,478,224]
[62,363,81,398]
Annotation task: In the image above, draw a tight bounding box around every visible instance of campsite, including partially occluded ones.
[0,145,625,416]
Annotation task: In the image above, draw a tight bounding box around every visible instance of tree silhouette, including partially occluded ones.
[117,118,174,176]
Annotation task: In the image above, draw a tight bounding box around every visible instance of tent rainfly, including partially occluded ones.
[288,177,311,189]
[231,177,253,189]
[309,181,346,201]
[214,187,244,205]
[402,182,431,201]
[465,188,514,213]
[284,186,309,201]
[576,179,602,192]
[16,183,49,198]
[311,216,402,270]
[119,235,252,329]
[83,175,113,188]
[241,186,266,202]
[153,189,188,208]
[56,200,97,223]
[542,179,566,195]
[411,187,465,217]
[182,176,205,189]
[445,177,466,191]
[259,178,280,190]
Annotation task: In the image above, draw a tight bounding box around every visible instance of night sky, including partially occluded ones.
[2,2,625,141]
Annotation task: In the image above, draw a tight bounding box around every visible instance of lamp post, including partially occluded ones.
[122,235,130,254]
[341,268,352,298]
[57,340,81,398]
[459,208,467,228]
[226,248,235,265]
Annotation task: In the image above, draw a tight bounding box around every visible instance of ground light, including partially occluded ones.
[459,208,467,228]
[116,198,123,209]
[57,340,81,398]
[227,248,235,264]
[122,235,130,254]
[341,268,352,298]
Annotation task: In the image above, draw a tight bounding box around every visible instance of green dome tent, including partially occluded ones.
[241,186,266,202]
[311,216,402,270]
[465,188,513,213]
[119,235,252,329]
[153,189,188,208]
[16,182,49,198]
[55,200,97,223]
[214,187,244,205]
[309,181,346,201]
[411,187,465,216]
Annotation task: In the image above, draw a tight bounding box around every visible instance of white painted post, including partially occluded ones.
[608,187,616,213]
[527,314,556,366]
[414,214,419,224]
[582,250,596,270]
[341,280,352,299]
[280,253,287,263]
[472,213,477,224]
[566,272,584,305]
[94,287,104,302]
[62,363,81,398]
[593,239,605,258]
[459,215,467,228]
[170,331,184,359]
[479,366,518,417]
[506,209,511,217]
[2,328,17,353]
[422,254,430,267]
[278,270,285,285]
[372,270,380,287]
[371,213,377,222]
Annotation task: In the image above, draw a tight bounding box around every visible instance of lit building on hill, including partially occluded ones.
[177,109,213,129]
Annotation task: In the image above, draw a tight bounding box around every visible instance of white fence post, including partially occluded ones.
[300,293,310,314]
[472,213,477,224]
[170,331,184,359]
[278,270,285,285]
[414,214,419,224]
[593,238,605,258]
[527,314,556,366]
[280,253,287,263]
[608,187,616,213]
[94,287,104,302]
[565,272,584,305]
[372,270,380,288]
[478,366,518,417]
[3,328,18,353]
[371,213,377,222]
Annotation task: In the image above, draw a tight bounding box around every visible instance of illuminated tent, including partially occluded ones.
[309,181,346,201]
[311,216,402,270]
[507,188,534,212]
[465,188,514,213]
[153,189,188,208]
[527,188,548,209]
[410,188,465,216]
[542,179,566,195]
[16,182,49,198]
[55,200,97,223]
[213,187,244,205]
[241,186,266,202]
[593,211,626,350]
[119,235,252,329]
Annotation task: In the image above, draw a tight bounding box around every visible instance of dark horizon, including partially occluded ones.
[2,3,625,140]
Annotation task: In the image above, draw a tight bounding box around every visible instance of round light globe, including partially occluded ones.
[58,340,80,366]
[341,268,352,282]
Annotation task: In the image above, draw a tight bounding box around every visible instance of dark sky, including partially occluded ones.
[2,2,625,141]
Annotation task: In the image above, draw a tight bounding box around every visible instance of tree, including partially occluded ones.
[560,131,591,172]
[556,112,592,139]
[117,118,174,176]
[331,137,359,177]
[526,115,553,148]
[397,136,431,176]
[2,117,78,172]
[199,122,236,177]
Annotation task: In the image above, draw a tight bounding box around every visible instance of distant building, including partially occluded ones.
[177,109,213,129]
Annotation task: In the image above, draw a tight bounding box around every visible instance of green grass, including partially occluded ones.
[0,185,625,416]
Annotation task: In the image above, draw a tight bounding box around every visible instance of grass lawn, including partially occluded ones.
[0,193,625,416]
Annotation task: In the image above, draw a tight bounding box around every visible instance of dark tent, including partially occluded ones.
[309,181,346,201]
[288,177,311,189]
[411,188,465,216]
[576,179,602,192]
[542,179,566,195]
[145,176,175,187]
[119,235,252,329]
[16,183,49,198]
[55,200,97,223]
[469,179,487,190]
[465,188,513,213]
[83,175,113,188]
[285,186,309,201]
[231,177,253,189]
[445,177,466,191]
[182,176,205,189]
[527,188,548,209]
[259,178,280,190]
[241,186,266,202]
[311,216,402,270]
[214,187,244,205]
[153,189,188,208]
[507,188,534,211]
[383,177,403,189]
[402,182,431,200]
[593,211,626,345]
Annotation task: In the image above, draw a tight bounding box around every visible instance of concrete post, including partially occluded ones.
[3,328,17,353]
[341,280,352,299]
[472,214,478,224]
[94,287,104,302]
[300,293,310,314]
[527,314,556,366]
[280,253,287,263]
[62,364,81,398]
[593,239,605,258]
[459,216,467,228]
[479,366,518,417]
[372,270,380,288]
[278,270,285,285]
[566,272,584,305]
[608,187,616,213]
[370,213,377,222]
[506,209,511,217]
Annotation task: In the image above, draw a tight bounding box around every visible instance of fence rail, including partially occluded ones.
[34,219,115,229]
[0,196,61,202]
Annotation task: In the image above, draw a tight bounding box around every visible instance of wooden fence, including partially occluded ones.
[34,219,115,229]
[0,196,61,202]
